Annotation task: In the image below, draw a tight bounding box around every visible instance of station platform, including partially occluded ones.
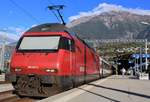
[0,74,14,92]
[0,74,5,82]
[39,75,150,102]
[0,83,13,92]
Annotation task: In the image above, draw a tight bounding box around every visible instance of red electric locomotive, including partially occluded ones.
[6,23,101,97]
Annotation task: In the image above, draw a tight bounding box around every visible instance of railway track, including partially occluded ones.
[0,90,19,102]
[0,82,43,102]
[0,81,10,84]
[0,90,37,102]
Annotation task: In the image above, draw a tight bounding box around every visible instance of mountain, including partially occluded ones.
[137,26,150,41]
[67,4,150,40]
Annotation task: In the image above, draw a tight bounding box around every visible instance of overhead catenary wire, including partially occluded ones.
[47,0,54,5]
[9,0,39,23]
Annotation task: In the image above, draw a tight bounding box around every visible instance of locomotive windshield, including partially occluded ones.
[18,36,60,51]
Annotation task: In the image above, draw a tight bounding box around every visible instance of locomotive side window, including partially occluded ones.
[59,37,75,52]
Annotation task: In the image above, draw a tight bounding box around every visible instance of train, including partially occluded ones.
[6,23,112,97]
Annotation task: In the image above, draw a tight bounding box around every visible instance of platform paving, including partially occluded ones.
[0,83,13,92]
[0,74,5,81]
[39,75,150,102]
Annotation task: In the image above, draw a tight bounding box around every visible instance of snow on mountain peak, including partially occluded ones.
[68,3,150,22]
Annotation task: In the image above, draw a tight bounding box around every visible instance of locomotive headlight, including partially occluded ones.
[45,68,58,73]
[15,68,22,72]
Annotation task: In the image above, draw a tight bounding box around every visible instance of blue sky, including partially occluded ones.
[0,0,150,38]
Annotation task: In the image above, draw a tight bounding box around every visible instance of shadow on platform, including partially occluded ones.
[78,87,120,102]
[87,83,150,99]
[108,75,139,80]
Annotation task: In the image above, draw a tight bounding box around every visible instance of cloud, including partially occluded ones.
[69,3,150,21]
[31,24,37,27]
[0,24,39,42]
[0,31,19,42]
[0,27,27,42]
[0,31,20,40]
[7,27,26,35]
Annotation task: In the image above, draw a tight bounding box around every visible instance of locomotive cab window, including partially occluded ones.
[59,37,75,52]
[17,36,61,51]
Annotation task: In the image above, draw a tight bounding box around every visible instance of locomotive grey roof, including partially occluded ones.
[26,23,68,32]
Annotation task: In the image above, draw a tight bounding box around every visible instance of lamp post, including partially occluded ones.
[145,39,148,70]
[0,30,7,72]
[141,21,150,71]
[140,47,142,72]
